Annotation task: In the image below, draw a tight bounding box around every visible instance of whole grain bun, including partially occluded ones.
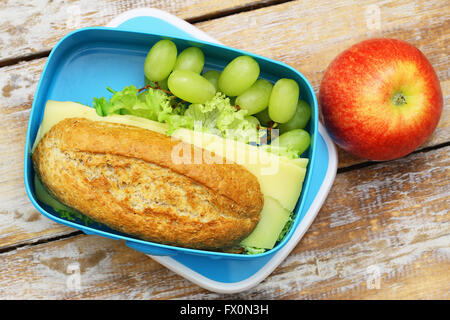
[32,118,263,250]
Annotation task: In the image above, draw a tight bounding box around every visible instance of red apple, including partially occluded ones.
[319,38,443,161]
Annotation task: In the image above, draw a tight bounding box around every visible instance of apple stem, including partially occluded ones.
[393,92,407,106]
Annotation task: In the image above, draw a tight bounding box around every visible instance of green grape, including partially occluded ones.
[279,100,311,134]
[235,79,273,115]
[254,108,272,127]
[272,129,310,155]
[202,70,220,91]
[218,55,260,96]
[245,115,260,127]
[168,70,216,104]
[144,39,177,81]
[173,47,205,74]
[268,78,299,123]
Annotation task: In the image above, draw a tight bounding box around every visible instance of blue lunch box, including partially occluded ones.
[24,8,337,292]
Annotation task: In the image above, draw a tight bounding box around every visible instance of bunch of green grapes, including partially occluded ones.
[144,40,214,103]
[144,39,312,155]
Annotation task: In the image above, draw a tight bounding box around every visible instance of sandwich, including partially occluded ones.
[33,116,263,249]
[31,43,311,253]
[32,99,308,253]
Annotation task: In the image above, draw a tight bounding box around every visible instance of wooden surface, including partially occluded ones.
[0,0,448,299]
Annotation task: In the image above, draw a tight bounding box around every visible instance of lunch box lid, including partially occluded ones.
[24,8,338,293]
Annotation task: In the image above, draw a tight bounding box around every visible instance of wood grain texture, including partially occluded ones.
[0,0,448,299]
[0,0,279,61]
[0,58,76,250]
[0,146,448,299]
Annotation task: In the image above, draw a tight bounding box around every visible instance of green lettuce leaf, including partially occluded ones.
[93,85,304,157]
[165,92,260,144]
[93,85,185,123]
[242,246,267,255]
[277,212,294,242]
[94,87,261,144]
[54,207,97,226]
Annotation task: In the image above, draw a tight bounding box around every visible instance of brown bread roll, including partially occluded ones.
[32,118,264,250]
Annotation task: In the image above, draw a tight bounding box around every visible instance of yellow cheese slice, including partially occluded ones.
[34,100,307,212]
[32,100,169,151]
[240,196,291,249]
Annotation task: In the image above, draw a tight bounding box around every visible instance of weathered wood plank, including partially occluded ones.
[0,58,76,250]
[0,0,280,61]
[0,146,448,299]
[272,146,450,299]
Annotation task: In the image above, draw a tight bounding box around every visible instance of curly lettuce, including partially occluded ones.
[93,86,260,144]
[166,92,260,143]
[93,85,185,123]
